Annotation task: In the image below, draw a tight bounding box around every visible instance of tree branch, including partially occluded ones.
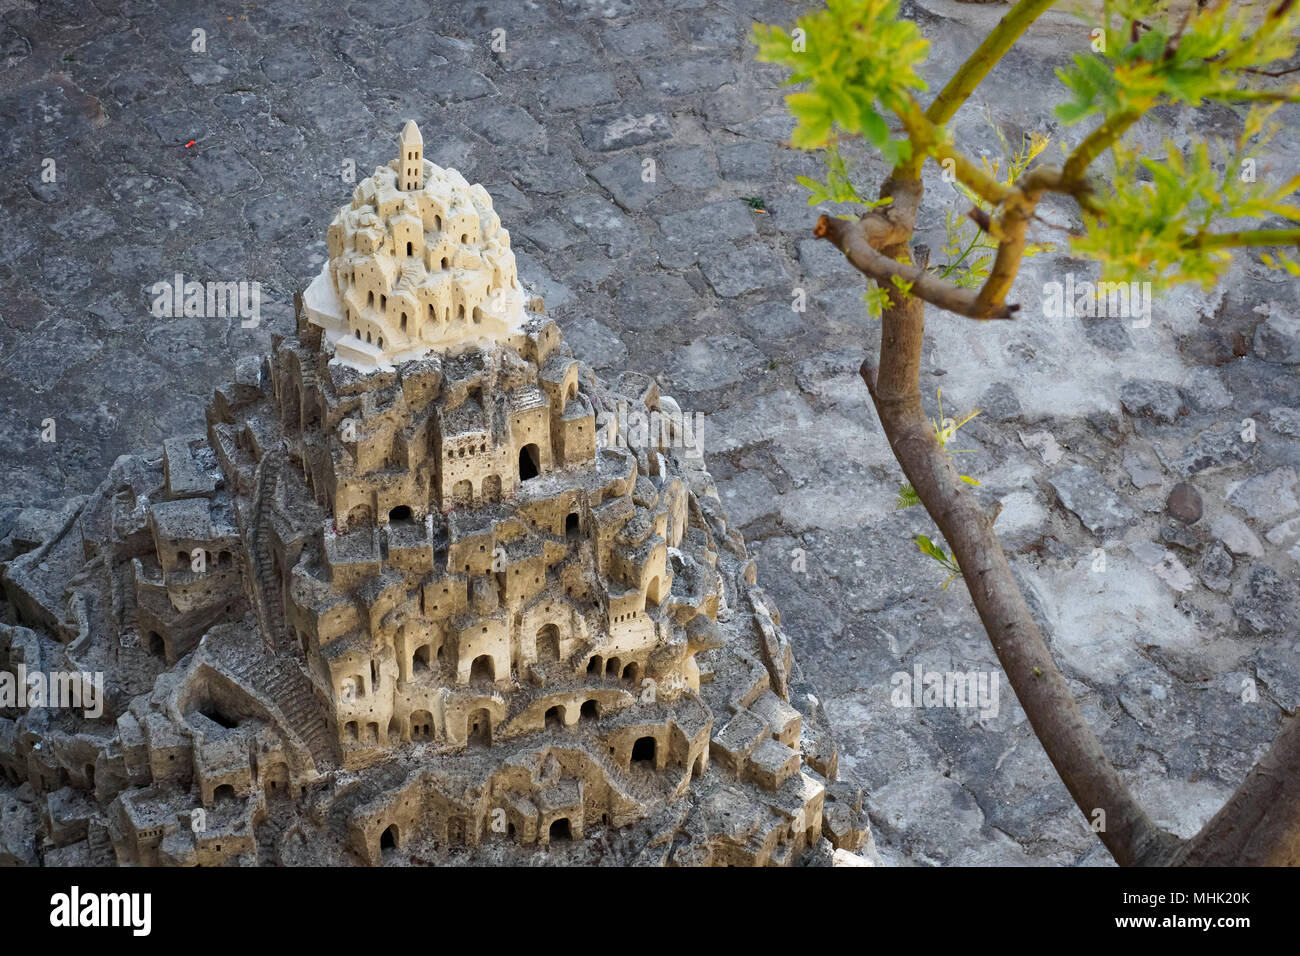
[1184,227,1300,249]
[894,94,1010,205]
[1172,711,1300,865]
[973,165,1061,317]
[1206,88,1300,103]
[815,214,1018,319]
[923,0,1061,129]
[1063,110,1141,185]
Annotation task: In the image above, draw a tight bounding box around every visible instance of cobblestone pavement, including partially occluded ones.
[2,0,1298,865]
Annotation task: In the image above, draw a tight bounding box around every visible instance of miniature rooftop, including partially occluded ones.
[303,121,528,373]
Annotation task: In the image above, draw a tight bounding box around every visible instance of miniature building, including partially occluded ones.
[0,124,872,867]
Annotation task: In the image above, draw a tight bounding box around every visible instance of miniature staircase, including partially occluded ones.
[246,450,287,654]
[86,822,116,866]
[227,650,335,768]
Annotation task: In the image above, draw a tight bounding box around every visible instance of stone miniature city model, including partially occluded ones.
[0,123,871,866]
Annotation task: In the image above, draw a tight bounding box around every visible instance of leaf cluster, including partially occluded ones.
[1075,104,1300,285]
[754,0,929,164]
[1057,0,1300,126]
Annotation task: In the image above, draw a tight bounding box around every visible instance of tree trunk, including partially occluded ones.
[1170,709,1300,865]
[844,174,1181,867]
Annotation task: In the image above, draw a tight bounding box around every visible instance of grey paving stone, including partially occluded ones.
[591,153,670,211]
[579,110,674,151]
[797,237,854,279]
[557,314,627,368]
[510,145,587,195]
[603,20,675,56]
[655,201,756,267]
[661,146,720,189]
[425,66,498,104]
[1226,468,1299,523]
[1049,464,1137,537]
[639,58,736,95]
[615,273,699,330]
[698,243,791,298]
[466,103,545,146]
[537,72,619,110]
[719,140,775,180]
[664,335,766,391]
[499,32,596,71]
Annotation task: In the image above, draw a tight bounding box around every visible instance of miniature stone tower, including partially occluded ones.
[399,119,423,192]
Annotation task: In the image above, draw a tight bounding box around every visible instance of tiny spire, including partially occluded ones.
[399,121,424,192]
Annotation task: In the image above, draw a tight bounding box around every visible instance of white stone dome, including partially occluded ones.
[303,121,526,371]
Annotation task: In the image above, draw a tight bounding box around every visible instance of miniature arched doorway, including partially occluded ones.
[645,576,662,606]
[410,710,433,740]
[580,699,599,721]
[545,705,565,731]
[388,505,414,524]
[264,762,289,797]
[452,480,473,506]
[536,624,560,662]
[549,818,572,842]
[345,503,373,528]
[518,444,540,481]
[470,655,495,682]
[146,631,165,657]
[381,824,399,852]
[481,474,501,502]
[565,512,580,538]
[631,736,656,769]
[467,709,492,747]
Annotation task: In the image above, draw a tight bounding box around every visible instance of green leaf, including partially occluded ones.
[860,108,889,149]
[913,534,948,563]
[896,483,921,509]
